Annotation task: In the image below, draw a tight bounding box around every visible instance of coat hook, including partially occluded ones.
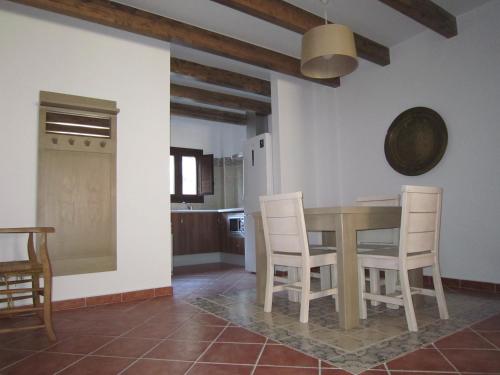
[68,138,75,145]
[84,140,91,147]
[51,137,58,144]
[100,141,106,148]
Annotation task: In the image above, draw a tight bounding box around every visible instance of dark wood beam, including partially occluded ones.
[171,84,271,115]
[211,0,390,66]
[171,102,247,125]
[378,0,457,38]
[10,0,339,87]
[171,58,270,97]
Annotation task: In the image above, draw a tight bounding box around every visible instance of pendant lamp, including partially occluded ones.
[301,1,358,79]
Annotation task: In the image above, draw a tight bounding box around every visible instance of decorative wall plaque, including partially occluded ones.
[384,107,448,176]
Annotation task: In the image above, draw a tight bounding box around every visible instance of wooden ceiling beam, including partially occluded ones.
[211,0,390,66]
[378,0,457,38]
[171,102,247,125]
[10,0,339,87]
[171,84,271,115]
[171,58,271,97]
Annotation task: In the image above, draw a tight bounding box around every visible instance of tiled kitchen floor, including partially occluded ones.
[0,263,499,374]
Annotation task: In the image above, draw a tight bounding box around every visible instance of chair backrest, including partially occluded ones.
[259,192,310,263]
[356,195,401,246]
[399,185,443,259]
[355,195,401,207]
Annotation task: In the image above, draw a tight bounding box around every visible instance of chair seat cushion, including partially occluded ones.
[358,243,395,251]
[0,260,43,274]
[310,249,337,268]
[358,247,435,270]
[310,246,336,255]
[358,246,398,256]
[358,247,399,269]
[272,247,337,268]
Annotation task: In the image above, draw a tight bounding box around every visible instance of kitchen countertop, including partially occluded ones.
[171,208,244,213]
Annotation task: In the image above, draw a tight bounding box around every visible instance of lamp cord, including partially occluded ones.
[321,0,330,25]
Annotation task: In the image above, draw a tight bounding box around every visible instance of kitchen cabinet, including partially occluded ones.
[226,234,244,255]
[171,213,188,255]
[172,211,245,256]
[171,212,222,255]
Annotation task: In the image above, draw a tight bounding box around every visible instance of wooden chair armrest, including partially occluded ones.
[0,227,55,234]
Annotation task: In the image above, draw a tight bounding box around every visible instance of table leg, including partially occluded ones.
[335,214,360,330]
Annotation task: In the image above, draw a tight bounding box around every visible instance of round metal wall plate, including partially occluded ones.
[384,107,448,176]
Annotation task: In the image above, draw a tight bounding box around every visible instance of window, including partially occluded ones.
[170,155,175,194]
[170,147,214,203]
[182,155,197,195]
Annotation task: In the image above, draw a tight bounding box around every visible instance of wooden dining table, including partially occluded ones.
[253,205,423,330]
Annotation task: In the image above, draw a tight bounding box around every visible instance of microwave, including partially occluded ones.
[228,214,244,233]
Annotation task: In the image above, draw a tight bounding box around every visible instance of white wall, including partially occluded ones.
[270,73,341,208]
[0,3,172,300]
[335,1,500,283]
[171,116,247,157]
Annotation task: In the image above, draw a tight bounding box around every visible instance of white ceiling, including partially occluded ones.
[116,0,493,87]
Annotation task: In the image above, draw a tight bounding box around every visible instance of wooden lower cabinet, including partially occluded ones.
[171,213,188,256]
[226,235,244,255]
[171,212,222,255]
[172,211,245,256]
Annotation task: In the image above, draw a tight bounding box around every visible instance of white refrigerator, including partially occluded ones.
[244,133,273,272]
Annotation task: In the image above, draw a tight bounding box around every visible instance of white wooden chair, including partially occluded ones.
[277,242,338,311]
[260,192,338,323]
[357,185,449,332]
[355,195,400,308]
[356,195,401,249]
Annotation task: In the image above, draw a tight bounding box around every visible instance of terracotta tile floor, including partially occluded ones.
[0,263,498,374]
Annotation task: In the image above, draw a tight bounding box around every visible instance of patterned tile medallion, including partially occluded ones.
[189,285,500,373]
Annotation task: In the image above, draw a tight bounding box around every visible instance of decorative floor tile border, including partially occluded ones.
[188,290,500,374]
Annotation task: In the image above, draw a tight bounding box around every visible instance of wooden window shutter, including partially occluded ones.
[198,154,214,196]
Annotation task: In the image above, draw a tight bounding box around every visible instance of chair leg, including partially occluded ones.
[264,262,274,313]
[369,269,381,306]
[32,273,44,320]
[399,268,418,332]
[331,265,339,312]
[288,267,300,302]
[432,263,449,320]
[42,273,56,341]
[358,263,367,319]
[320,265,331,290]
[331,264,338,288]
[385,270,399,309]
[32,274,41,306]
[299,266,311,323]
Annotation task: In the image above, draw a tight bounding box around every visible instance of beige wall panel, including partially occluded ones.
[38,149,116,276]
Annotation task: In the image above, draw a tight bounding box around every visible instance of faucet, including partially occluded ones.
[183,202,192,210]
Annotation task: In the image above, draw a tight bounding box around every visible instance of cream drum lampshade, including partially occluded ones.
[301,23,358,79]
